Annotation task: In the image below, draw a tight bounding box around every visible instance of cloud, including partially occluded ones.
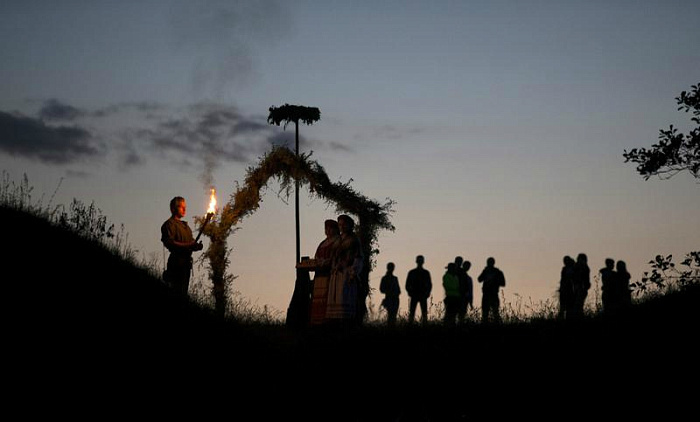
[39,99,85,121]
[93,101,168,118]
[121,103,355,190]
[143,105,264,160]
[124,103,275,187]
[0,99,353,176]
[0,111,103,164]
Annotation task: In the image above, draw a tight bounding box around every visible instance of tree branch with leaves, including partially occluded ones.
[623,83,700,180]
[632,252,700,296]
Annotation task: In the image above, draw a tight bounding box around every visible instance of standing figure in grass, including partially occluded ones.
[459,259,474,324]
[405,255,432,324]
[160,196,203,295]
[309,219,340,325]
[600,258,618,315]
[477,257,506,323]
[572,253,591,318]
[380,262,401,326]
[559,256,576,319]
[326,215,363,324]
[442,262,461,326]
[616,260,632,310]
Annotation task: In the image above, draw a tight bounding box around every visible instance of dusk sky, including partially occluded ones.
[1,0,698,318]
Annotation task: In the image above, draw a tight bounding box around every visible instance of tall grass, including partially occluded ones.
[1,171,160,278]
[188,269,285,324]
[1,171,62,218]
[365,289,561,327]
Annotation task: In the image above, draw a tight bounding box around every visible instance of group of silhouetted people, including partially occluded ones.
[443,256,490,325]
[559,254,632,319]
[599,258,632,315]
[377,255,434,326]
[558,253,590,320]
[379,255,506,325]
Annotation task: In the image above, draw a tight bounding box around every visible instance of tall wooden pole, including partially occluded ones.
[295,120,300,264]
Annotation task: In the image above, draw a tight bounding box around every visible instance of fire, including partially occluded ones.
[207,188,217,214]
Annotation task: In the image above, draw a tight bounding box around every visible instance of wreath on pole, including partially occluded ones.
[197,145,396,322]
[267,103,322,265]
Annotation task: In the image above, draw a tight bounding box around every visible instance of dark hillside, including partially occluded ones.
[1,206,288,416]
[2,205,697,420]
[3,205,222,340]
[1,207,262,372]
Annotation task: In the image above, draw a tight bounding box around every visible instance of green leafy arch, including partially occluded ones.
[199,146,395,319]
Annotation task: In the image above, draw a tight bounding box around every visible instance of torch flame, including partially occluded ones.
[207,188,217,214]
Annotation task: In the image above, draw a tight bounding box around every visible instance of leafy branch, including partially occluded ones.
[623,82,700,181]
[267,104,321,129]
[632,251,700,295]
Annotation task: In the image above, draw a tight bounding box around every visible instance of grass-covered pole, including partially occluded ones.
[195,197,235,318]
[267,104,321,265]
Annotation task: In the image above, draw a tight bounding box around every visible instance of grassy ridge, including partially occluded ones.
[2,204,698,420]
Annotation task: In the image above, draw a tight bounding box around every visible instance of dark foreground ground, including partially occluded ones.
[3,206,698,421]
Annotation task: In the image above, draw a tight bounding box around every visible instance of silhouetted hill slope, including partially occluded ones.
[3,206,219,337]
[2,206,283,416]
[3,205,697,420]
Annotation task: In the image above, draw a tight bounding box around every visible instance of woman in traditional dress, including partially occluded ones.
[326,215,363,322]
[309,219,340,325]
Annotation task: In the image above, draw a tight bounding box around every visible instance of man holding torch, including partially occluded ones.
[161,196,204,295]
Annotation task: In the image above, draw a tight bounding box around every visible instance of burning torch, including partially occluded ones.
[195,188,217,242]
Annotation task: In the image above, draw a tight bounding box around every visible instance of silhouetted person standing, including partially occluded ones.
[572,253,590,318]
[453,257,466,323]
[616,260,632,310]
[477,257,506,323]
[559,256,576,320]
[380,262,401,326]
[406,255,432,324]
[161,196,203,295]
[460,260,474,323]
[600,258,618,315]
[443,262,460,326]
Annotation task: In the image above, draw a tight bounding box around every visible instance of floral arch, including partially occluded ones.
[197,146,395,322]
